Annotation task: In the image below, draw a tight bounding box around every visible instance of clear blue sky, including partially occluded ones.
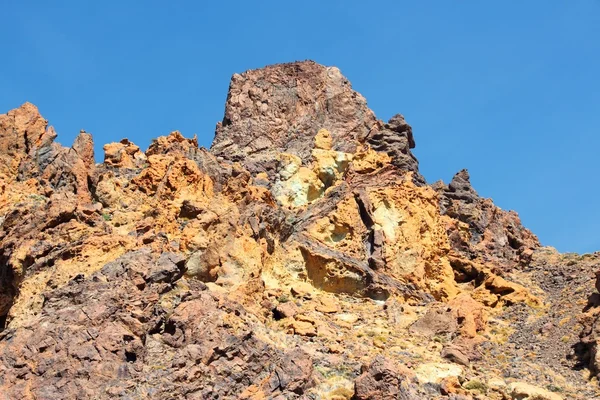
[1,1,599,253]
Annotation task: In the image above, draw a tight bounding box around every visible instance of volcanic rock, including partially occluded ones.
[0,61,597,400]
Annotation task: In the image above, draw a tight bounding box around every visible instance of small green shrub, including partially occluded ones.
[464,379,487,394]
[546,384,563,392]
[277,294,289,303]
[29,194,46,202]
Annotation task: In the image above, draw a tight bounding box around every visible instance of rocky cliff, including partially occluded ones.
[0,61,598,400]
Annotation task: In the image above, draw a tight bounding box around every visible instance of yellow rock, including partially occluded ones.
[372,336,387,349]
[289,319,316,336]
[272,154,324,208]
[335,313,359,324]
[290,282,315,298]
[508,382,563,400]
[317,297,340,313]
[415,362,464,385]
[314,128,333,150]
[351,145,391,173]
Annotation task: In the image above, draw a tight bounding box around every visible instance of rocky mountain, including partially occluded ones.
[0,60,598,400]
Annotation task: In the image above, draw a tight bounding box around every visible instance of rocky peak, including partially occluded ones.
[0,103,95,203]
[0,102,53,177]
[448,169,477,197]
[435,168,540,272]
[366,113,423,183]
[211,60,421,182]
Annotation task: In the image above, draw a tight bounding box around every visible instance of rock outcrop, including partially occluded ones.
[434,169,540,272]
[211,61,424,183]
[0,61,597,399]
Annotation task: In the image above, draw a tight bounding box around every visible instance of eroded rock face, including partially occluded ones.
[0,61,595,399]
[0,102,52,178]
[435,169,540,272]
[0,103,96,203]
[352,356,419,399]
[0,250,313,399]
[211,60,424,184]
[366,114,424,184]
[212,61,377,173]
[103,138,146,169]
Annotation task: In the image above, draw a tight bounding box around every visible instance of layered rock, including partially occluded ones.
[0,61,596,399]
[434,169,540,272]
[212,61,376,172]
[211,60,424,183]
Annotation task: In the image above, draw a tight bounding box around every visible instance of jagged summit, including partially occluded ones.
[0,63,598,399]
[211,60,423,182]
[211,60,375,167]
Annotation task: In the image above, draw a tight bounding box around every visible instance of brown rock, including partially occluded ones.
[436,169,540,272]
[212,61,377,174]
[316,297,340,313]
[448,293,486,338]
[409,305,458,338]
[275,301,299,319]
[352,356,418,400]
[441,345,470,366]
[0,102,50,177]
[264,348,314,395]
[289,319,317,337]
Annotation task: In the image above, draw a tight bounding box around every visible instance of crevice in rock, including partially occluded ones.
[272,308,285,321]
[43,210,77,231]
[163,320,177,335]
[86,174,97,204]
[23,129,30,155]
[353,192,374,229]
[364,287,390,302]
[354,191,384,270]
[449,257,485,286]
[0,260,15,332]
[125,351,137,363]
[507,234,522,251]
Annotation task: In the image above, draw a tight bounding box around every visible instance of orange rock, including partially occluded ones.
[448,293,487,338]
[103,139,146,168]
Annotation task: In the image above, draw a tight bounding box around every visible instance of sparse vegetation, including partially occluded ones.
[28,194,46,202]
[277,294,289,303]
[464,379,487,394]
[546,384,563,392]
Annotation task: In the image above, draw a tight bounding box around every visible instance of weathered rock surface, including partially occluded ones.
[434,169,540,272]
[211,61,424,183]
[0,249,313,399]
[212,61,377,173]
[352,356,419,399]
[0,61,598,399]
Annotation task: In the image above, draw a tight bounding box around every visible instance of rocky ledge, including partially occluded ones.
[0,61,598,400]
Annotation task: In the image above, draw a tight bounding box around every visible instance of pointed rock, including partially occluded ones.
[211,60,378,174]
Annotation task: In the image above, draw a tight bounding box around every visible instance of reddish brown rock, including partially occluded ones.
[0,103,96,204]
[212,61,378,174]
[435,169,540,272]
[352,356,418,400]
[0,102,51,178]
[0,250,312,399]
